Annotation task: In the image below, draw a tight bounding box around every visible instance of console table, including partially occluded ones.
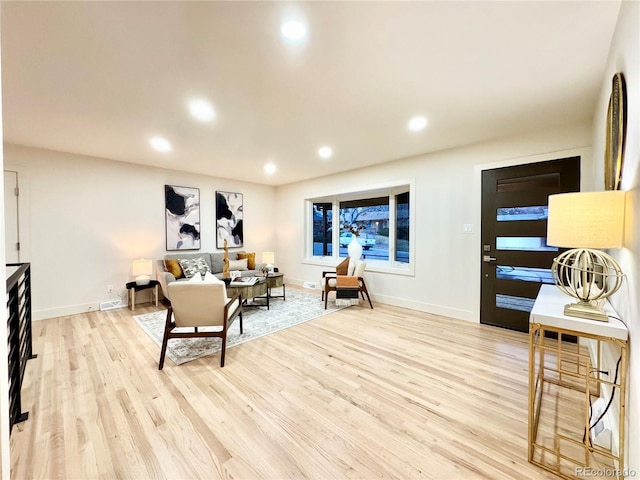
[528,285,629,479]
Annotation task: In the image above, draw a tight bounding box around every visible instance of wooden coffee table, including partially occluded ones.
[226,278,270,309]
[266,272,285,301]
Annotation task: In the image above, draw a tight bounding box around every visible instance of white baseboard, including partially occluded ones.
[286,277,475,322]
[370,292,475,322]
[34,291,136,320]
[33,302,101,321]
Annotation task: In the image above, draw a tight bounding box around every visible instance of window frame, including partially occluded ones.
[304,179,415,276]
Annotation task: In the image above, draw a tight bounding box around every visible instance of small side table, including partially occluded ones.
[266,272,285,301]
[126,280,159,311]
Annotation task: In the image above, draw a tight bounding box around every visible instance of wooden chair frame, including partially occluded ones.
[158,292,243,369]
[322,272,373,309]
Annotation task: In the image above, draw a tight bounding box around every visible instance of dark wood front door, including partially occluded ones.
[480,157,580,332]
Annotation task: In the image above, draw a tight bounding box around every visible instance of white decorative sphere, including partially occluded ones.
[552,249,623,303]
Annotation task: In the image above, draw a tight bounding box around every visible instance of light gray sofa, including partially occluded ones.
[156,251,265,300]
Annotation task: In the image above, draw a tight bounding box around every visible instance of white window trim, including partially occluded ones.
[303,179,415,276]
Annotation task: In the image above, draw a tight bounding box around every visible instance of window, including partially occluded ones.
[395,192,409,263]
[312,202,332,256]
[339,197,389,260]
[307,182,413,272]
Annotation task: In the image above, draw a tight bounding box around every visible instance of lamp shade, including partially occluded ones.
[261,252,275,265]
[547,191,625,249]
[132,258,153,285]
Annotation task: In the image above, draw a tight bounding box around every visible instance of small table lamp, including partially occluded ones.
[132,258,153,286]
[547,191,625,321]
[262,252,275,273]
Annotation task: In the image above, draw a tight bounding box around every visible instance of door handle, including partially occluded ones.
[483,255,497,263]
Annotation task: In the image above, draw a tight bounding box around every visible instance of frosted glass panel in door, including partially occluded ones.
[496,237,557,252]
[497,206,548,221]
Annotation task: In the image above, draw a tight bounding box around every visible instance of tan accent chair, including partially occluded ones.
[322,259,373,309]
[158,281,243,369]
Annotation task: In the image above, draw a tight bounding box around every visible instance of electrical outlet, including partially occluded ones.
[107,284,114,293]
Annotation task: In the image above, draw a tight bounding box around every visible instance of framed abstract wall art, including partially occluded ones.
[216,191,243,248]
[165,185,201,250]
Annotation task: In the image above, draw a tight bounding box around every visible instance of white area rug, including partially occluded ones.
[133,287,347,365]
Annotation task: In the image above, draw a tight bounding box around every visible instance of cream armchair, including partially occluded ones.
[322,259,373,309]
[158,280,243,369]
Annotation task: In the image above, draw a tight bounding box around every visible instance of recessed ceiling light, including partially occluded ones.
[149,137,172,152]
[188,99,215,122]
[318,146,333,159]
[408,116,428,132]
[264,163,277,174]
[281,21,307,41]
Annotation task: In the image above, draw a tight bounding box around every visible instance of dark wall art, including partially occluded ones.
[165,185,201,250]
[216,191,243,248]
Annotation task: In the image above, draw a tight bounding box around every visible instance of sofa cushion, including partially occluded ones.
[210,252,225,274]
[179,257,210,279]
[210,251,243,274]
[237,252,256,270]
[164,259,184,279]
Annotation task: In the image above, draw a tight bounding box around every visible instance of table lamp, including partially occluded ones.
[262,252,275,273]
[132,258,153,286]
[546,191,625,321]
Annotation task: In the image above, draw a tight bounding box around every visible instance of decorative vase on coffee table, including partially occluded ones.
[348,237,363,260]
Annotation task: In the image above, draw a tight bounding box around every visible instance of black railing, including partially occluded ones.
[6,262,36,432]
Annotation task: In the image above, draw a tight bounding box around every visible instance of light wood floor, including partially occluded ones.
[11,290,565,479]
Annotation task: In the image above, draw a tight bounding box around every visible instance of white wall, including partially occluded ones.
[591,0,639,473]
[276,124,593,322]
[3,144,277,320]
[0,11,10,477]
[3,14,635,471]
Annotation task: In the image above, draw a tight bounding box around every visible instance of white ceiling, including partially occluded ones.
[1,1,621,186]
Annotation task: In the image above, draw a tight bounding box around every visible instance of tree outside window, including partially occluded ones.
[308,188,410,265]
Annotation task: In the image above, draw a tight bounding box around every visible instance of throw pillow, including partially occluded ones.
[187,271,223,285]
[164,259,184,279]
[203,271,224,284]
[188,272,204,283]
[179,257,209,279]
[347,259,356,276]
[335,257,349,275]
[228,258,248,271]
[237,252,256,270]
